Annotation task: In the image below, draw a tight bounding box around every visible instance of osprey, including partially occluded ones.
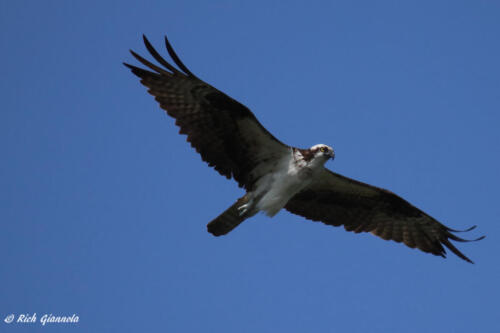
[124,35,484,263]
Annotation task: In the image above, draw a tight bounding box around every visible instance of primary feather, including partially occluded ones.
[125,35,484,263]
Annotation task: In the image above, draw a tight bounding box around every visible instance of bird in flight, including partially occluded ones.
[124,35,484,263]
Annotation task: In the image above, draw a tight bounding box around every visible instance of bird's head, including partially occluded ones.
[310,144,335,161]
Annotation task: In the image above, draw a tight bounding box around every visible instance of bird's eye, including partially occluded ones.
[320,147,328,153]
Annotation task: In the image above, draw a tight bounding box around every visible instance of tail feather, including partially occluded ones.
[207,195,250,236]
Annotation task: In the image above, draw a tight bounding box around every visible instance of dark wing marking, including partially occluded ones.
[124,35,290,190]
[285,170,484,263]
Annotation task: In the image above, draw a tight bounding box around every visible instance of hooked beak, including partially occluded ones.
[329,151,335,161]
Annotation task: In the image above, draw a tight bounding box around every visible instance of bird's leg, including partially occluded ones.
[237,197,256,217]
[237,203,250,216]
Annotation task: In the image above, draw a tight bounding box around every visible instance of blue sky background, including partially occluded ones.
[1,1,499,332]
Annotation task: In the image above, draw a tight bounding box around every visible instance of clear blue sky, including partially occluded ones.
[1,1,499,332]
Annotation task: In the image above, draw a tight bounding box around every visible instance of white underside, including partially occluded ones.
[241,148,327,217]
[256,170,311,217]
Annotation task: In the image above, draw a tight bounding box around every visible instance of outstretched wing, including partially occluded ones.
[124,35,290,191]
[285,170,484,263]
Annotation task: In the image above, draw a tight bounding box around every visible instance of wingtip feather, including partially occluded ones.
[164,35,195,77]
[141,34,182,74]
[446,225,477,233]
[441,238,475,264]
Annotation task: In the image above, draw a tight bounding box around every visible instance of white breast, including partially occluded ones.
[253,148,318,217]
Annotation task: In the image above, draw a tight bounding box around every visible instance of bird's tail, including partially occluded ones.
[207,195,251,236]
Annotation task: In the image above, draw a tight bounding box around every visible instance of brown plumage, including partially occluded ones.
[124,35,484,263]
[124,36,288,191]
[285,170,484,263]
[207,195,251,236]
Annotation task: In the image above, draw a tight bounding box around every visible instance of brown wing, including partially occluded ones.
[285,170,484,263]
[124,35,290,191]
